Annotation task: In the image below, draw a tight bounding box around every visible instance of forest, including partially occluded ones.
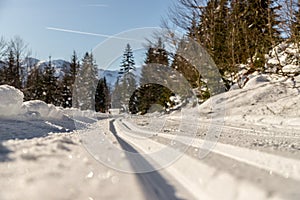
[0,0,300,114]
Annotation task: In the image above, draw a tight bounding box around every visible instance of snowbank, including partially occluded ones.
[21,100,64,119]
[0,85,24,117]
[242,74,270,89]
[199,74,300,126]
[0,85,66,119]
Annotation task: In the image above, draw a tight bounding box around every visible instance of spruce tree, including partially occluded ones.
[230,0,281,71]
[24,67,44,101]
[119,43,135,75]
[60,51,80,108]
[41,56,59,105]
[74,52,98,110]
[112,44,137,111]
[291,0,300,42]
[144,38,169,66]
[95,77,110,113]
[129,39,174,114]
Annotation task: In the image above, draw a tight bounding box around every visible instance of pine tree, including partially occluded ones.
[291,0,300,42]
[112,44,137,111]
[129,39,174,114]
[95,77,110,113]
[119,43,135,75]
[24,67,44,101]
[144,38,169,66]
[70,51,80,81]
[74,52,98,110]
[41,56,59,105]
[187,0,232,88]
[113,71,137,111]
[230,0,281,71]
[7,50,16,86]
[171,39,211,102]
[60,51,80,108]
[1,49,21,88]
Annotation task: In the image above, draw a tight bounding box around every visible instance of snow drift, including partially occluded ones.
[199,74,300,126]
[21,100,64,119]
[0,85,24,117]
[0,85,65,119]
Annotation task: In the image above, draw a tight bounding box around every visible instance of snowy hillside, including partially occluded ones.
[35,59,71,78]
[198,74,300,128]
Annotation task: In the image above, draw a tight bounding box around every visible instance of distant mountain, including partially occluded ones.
[99,67,142,90]
[22,57,40,68]
[98,69,120,89]
[1,57,142,89]
[36,59,71,78]
[0,60,5,69]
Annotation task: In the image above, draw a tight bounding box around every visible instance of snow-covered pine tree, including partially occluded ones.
[73,52,98,110]
[119,43,135,75]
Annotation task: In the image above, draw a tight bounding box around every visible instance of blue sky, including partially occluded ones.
[0,0,175,63]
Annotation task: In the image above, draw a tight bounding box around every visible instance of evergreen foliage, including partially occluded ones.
[40,57,59,105]
[129,39,175,114]
[95,77,110,113]
[112,43,137,111]
[119,43,135,75]
[60,51,80,108]
[73,52,98,110]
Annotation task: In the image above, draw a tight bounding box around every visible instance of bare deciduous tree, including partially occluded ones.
[0,36,7,60]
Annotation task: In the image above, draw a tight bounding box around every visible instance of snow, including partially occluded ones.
[21,100,64,119]
[282,64,300,74]
[36,59,71,79]
[199,74,300,127]
[242,74,270,89]
[0,85,24,117]
[265,42,300,75]
[99,67,142,89]
[1,40,300,199]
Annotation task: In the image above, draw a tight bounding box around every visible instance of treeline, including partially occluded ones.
[2,0,300,114]
[116,0,300,114]
[164,0,300,87]
[0,36,110,112]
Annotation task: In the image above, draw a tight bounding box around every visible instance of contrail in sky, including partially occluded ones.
[85,4,109,7]
[46,27,143,42]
